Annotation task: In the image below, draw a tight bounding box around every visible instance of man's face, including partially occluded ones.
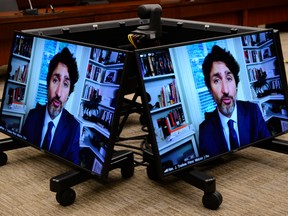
[209,61,237,118]
[48,62,70,119]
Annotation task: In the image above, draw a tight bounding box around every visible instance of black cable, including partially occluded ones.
[115,137,152,167]
[134,160,149,167]
[117,134,147,141]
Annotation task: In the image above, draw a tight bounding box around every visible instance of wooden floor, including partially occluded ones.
[0,31,288,215]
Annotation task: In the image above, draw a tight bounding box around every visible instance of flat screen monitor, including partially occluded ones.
[135,29,288,178]
[0,31,131,179]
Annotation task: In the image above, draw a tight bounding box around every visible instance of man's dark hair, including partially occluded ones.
[47,47,79,95]
[202,45,240,90]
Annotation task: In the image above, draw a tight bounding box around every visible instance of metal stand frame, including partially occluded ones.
[50,150,134,206]
[143,149,222,210]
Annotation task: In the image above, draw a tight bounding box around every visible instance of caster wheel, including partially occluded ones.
[146,164,158,181]
[56,188,76,206]
[121,163,134,178]
[202,191,223,210]
[0,152,8,166]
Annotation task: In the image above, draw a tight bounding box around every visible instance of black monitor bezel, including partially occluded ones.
[22,17,261,50]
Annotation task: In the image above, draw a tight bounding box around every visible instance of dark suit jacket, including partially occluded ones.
[21,104,80,165]
[199,100,271,157]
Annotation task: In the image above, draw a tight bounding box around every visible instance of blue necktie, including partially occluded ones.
[42,121,54,151]
[228,119,239,150]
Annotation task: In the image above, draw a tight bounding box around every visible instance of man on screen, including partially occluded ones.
[199,45,271,157]
[22,47,80,164]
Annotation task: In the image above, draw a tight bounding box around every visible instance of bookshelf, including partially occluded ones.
[140,50,197,158]
[77,47,126,172]
[2,35,33,132]
[241,32,287,123]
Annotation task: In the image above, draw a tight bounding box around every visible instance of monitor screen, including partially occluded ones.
[136,29,288,177]
[0,31,129,178]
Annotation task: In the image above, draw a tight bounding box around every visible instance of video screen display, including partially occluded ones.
[0,32,128,177]
[136,29,288,177]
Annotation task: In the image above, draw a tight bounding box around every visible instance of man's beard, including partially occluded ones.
[218,95,235,117]
[48,97,63,119]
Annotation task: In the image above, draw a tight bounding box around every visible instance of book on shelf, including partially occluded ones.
[147,53,156,76]
[8,101,25,111]
[90,48,125,65]
[86,63,106,83]
[244,50,262,64]
[248,67,264,82]
[158,79,180,108]
[81,108,113,131]
[11,63,29,83]
[241,32,272,47]
[156,107,186,139]
[82,84,100,100]
[13,35,33,58]
[140,50,174,77]
[98,109,113,129]
[90,48,102,62]
[269,78,282,90]
[8,87,25,105]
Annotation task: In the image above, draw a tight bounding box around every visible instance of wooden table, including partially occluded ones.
[1,0,288,66]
